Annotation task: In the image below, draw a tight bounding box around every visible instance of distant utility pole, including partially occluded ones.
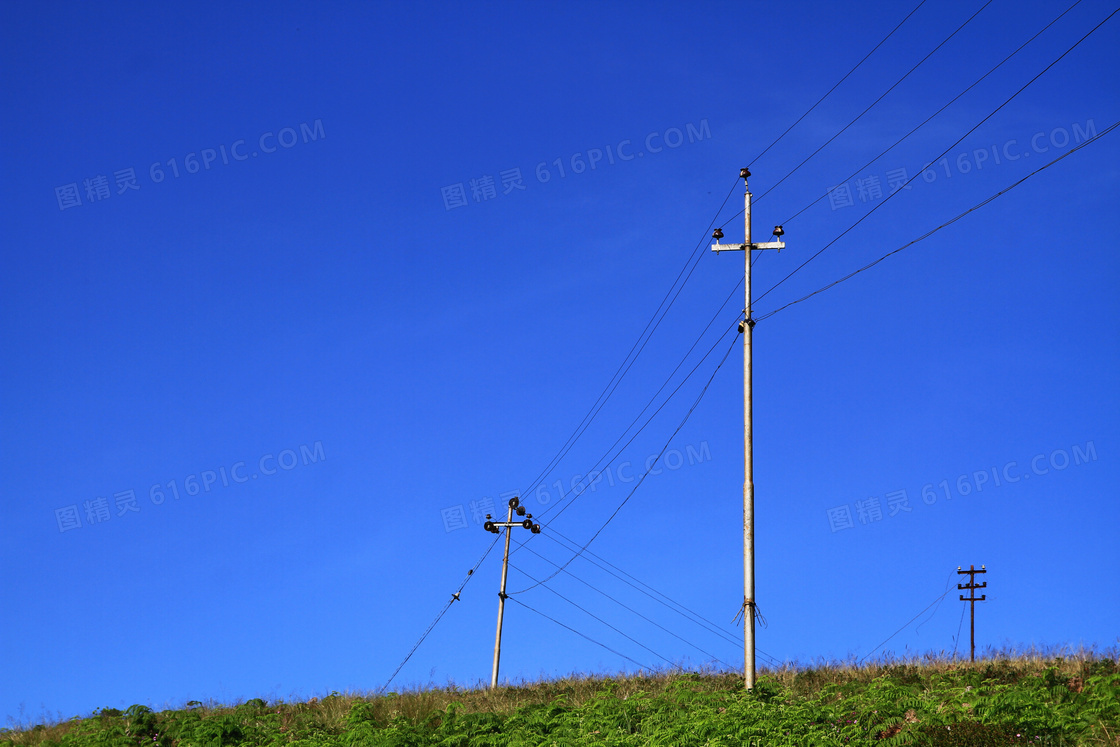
[711,168,785,690]
[483,496,540,688]
[957,564,987,662]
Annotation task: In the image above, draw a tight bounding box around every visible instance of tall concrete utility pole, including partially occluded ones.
[957,564,987,662]
[711,168,785,690]
[482,496,540,688]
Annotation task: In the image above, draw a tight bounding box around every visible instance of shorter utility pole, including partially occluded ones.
[483,496,540,689]
[957,564,987,662]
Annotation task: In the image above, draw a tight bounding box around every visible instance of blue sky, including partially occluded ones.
[2,0,1117,726]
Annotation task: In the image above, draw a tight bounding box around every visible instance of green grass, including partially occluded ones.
[5,648,1118,746]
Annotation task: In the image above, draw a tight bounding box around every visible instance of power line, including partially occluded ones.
[749,0,994,206]
[387,0,1055,688]
[616,8,1094,532]
[383,188,737,689]
[753,4,1120,308]
[475,102,1116,674]
[510,327,741,594]
[916,573,954,637]
[548,4,1091,536]
[380,316,737,688]
[508,536,738,668]
[381,2,1074,690]
[755,118,1120,322]
[721,0,938,279]
[386,322,772,684]
[508,560,679,668]
[509,579,781,673]
[698,3,1106,364]
[518,0,937,505]
[533,312,742,524]
[383,177,738,693]
[506,596,653,672]
[379,534,501,693]
[430,4,1110,683]
[778,0,1085,227]
[952,599,967,659]
[516,0,1040,553]
[529,498,785,669]
[542,318,738,531]
[519,176,742,502]
[537,529,743,649]
[749,0,929,166]
[719,0,993,232]
[858,574,955,664]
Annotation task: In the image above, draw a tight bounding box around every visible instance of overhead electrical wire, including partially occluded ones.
[380,162,734,689]
[719,0,996,232]
[456,3,1114,687]
[952,602,967,659]
[753,4,1120,308]
[748,0,929,166]
[510,328,741,595]
[515,530,785,667]
[777,0,1084,227]
[916,574,955,636]
[508,560,679,668]
[379,312,742,685]
[693,4,1092,334]
[748,0,994,207]
[488,5,1120,684]
[377,184,739,691]
[379,191,737,691]
[383,0,1088,688]
[533,531,784,669]
[509,536,738,668]
[379,535,501,693]
[858,575,956,664]
[517,176,742,501]
[530,300,744,524]
[509,567,782,671]
[517,0,935,504]
[538,318,739,528]
[524,0,1003,523]
[527,529,786,667]
[538,529,743,650]
[507,596,653,672]
[535,5,1120,681]
[755,118,1119,323]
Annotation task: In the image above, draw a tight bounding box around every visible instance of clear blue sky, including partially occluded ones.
[2,0,1117,726]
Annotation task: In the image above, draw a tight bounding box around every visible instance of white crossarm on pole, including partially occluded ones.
[711,240,785,253]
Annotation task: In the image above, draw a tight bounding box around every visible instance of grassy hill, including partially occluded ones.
[4,651,1118,746]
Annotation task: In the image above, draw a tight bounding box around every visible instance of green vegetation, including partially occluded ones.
[4,651,1117,746]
